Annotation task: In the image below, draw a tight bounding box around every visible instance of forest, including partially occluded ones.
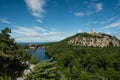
[0,28,37,79]
[45,41,120,80]
[0,27,120,80]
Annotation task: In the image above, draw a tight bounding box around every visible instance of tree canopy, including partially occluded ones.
[0,27,37,79]
[46,41,120,80]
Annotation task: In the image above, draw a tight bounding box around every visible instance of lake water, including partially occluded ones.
[28,48,50,61]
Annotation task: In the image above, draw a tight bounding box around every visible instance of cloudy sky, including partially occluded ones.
[0,0,120,42]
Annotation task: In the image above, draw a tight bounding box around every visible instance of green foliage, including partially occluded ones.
[62,32,119,43]
[0,27,37,79]
[27,59,67,80]
[78,71,93,80]
[46,41,120,79]
[0,76,11,80]
[29,54,38,64]
[1,27,120,79]
[106,68,120,80]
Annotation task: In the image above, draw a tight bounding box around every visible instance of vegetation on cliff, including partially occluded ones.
[27,59,67,80]
[1,28,120,80]
[65,32,120,47]
[0,28,37,79]
[45,33,120,80]
[46,43,120,79]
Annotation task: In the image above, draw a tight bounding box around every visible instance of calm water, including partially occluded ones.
[28,48,50,61]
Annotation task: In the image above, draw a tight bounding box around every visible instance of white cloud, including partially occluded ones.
[105,32,110,35]
[41,31,62,36]
[74,2,102,17]
[34,26,46,32]
[74,11,93,17]
[74,12,87,17]
[103,20,120,29]
[95,3,102,12]
[11,26,64,42]
[101,16,118,24]
[74,12,84,17]
[36,19,43,23]
[13,26,39,36]
[90,2,103,13]
[25,0,46,18]
[0,18,11,24]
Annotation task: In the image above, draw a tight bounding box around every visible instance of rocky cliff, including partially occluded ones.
[67,32,120,47]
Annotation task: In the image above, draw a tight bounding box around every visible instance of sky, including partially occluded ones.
[0,0,120,42]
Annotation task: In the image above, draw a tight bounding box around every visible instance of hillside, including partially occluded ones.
[45,32,120,80]
[64,32,120,47]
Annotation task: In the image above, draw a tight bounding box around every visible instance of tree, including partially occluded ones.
[0,27,36,79]
[109,41,113,46]
[1,27,11,39]
[27,59,66,80]
[46,40,120,80]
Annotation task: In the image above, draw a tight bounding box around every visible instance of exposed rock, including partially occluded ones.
[67,33,120,47]
[17,62,35,80]
[28,44,37,50]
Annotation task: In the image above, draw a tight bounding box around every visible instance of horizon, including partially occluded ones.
[0,0,120,42]
[16,30,120,43]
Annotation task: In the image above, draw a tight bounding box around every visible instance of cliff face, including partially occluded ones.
[67,33,120,47]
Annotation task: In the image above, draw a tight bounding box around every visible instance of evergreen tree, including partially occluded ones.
[27,59,67,80]
[0,27,36,79]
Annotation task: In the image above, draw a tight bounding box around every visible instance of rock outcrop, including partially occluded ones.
[17,61,35,80]
[67,32,120,47]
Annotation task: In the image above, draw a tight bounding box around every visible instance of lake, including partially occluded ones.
[28,48,50,61]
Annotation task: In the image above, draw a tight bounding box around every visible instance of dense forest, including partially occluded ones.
[45,41,120,80]
[1,27,120,80]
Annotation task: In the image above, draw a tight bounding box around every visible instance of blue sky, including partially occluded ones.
[0,0,120,42]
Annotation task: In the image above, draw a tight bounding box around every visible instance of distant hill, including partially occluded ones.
[63,32,120,47]
[45,32,120,80]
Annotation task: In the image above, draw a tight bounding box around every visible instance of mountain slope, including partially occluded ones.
[45,32,120,80]
[64,32,120,47]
